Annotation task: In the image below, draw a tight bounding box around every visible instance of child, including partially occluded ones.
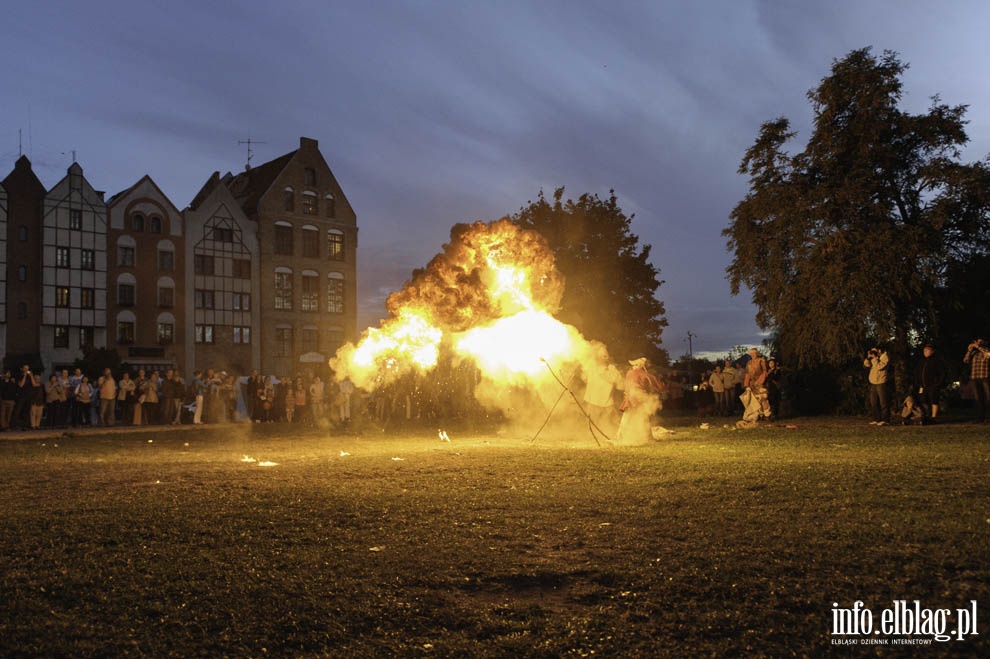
[900,396,925,425]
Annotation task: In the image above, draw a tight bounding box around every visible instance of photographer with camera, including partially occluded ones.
[863,345,890,425]
[964,337,990,423]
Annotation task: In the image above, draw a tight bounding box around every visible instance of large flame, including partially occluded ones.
[331,219,599,419]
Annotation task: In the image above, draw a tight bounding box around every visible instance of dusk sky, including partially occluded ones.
[4,1,990,359]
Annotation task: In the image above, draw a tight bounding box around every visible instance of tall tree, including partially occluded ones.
[513,187,667,364]
[725,48,990,373]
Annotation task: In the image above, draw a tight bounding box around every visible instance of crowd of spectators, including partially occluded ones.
[0,365,360,432]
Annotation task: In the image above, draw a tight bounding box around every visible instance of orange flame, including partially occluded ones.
[331,219,597,407]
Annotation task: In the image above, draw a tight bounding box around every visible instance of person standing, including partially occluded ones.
[914,344,946,423]
[74,376,93,426]
[116,372,136,425]
[964,338,990,423]
[336,377,354,427]
[97,368,117,427]
[582,343,622,434]
[309,375,326,425]
[13,365,35,430]
[742,348,772,422]
[29,374,45,429]
[722,360,741,414]
[191,370,206,424]
[616,357,664,445]
[68,368,83,426]
[708,365,727,416]
[0,370,18,431]
[863,345,890,425]
[44,374,66,428]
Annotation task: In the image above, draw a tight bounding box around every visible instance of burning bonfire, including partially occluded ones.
[330,219,618,438]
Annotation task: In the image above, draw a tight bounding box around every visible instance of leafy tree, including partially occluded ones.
[512,187,667,364]
[725,48,990,383]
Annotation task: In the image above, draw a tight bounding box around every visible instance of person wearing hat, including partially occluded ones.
[616,357,664,444]
[964,338,990,423]
[914,344,946,423]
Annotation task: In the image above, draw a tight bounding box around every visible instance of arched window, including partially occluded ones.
[116,273,137,307]
[327,229,344,261]
[149,215,163,233]
[157,277,175,308]
[327,272,344,314]
[131,212,145,232]
[325,193,336,218]
[301,270,319,311]
[274,267,293,310]
[275,221,293,255]
[157,239,175,271]
[116,310,136,344]
[283,186,294,212]
[18,225,28,241]
[156,312,176,345]
[117,235,137,267]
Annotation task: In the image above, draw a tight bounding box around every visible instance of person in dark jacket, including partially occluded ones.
[1,370,19,431]
[914,344,947,423]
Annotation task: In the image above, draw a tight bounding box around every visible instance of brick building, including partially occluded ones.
[0,137,358,378]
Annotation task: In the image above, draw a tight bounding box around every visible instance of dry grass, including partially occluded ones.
[0,418,987,657]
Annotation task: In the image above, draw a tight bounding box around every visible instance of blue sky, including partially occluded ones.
[3,1,990,359]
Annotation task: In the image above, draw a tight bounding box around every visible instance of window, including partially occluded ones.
[158,286,174,308]
[325,194,336,218]
[16,302,27,319]
[132,213,145,232]
[302,193,317,215]
[233,326,251,344]
[302,227,319,258]
[274,327,292,357]
[233,259,251,279]
[275,224,293,255]
[327,274,344,314]
[56,247,71,268]
[302,273,319,311]
[17,265,27,282]
[327,230,345,261]
[70,209,82,230]
[79,327,94,349]
[117,321,135,344]
[118,283,135,307]
[56,287,70,307]
[194,254,215,275]
[81,288,95,309]
[150,215,163,233]
[212,226,234,242]
[304,167,316,186]
[274,271,293,310]
[194,289,215,309]
[118,245,135,267]
[283,188,294,212]
[158,250,174,271]
[54,326,70,348]
[18,225,28,241]
[195,325,215,344]
[301,327,318,353]
[157,323,174,345]
[233,292,251,311]
[81,249,95,270]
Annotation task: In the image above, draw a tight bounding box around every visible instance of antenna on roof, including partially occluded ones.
[238,137,266,171]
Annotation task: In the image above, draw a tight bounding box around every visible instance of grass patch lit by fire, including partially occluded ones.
[1,419,987,657]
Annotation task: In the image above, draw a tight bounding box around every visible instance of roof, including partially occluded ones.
[223,151,296,217]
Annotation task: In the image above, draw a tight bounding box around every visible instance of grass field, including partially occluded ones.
[1,417,987,657]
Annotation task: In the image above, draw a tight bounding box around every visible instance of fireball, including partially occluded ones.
[331,218,598,417]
